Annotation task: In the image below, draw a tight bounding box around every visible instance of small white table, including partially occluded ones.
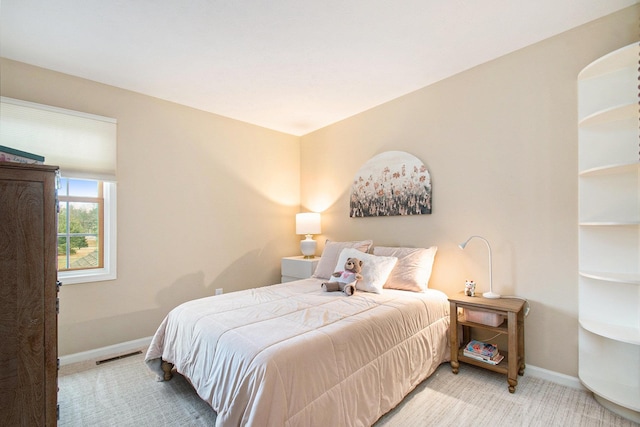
[281,256,319,282]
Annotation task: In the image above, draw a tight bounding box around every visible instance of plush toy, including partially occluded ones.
[321,257,363,296]
[464,280,476,297]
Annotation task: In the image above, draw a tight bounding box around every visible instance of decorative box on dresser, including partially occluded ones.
[0,162,59,426]
[577,42,640,422]
[281,256,319,282]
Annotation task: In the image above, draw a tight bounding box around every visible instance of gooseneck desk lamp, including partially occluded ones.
[458,235,501,299]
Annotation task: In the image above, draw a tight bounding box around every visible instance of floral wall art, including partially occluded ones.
[350,151,431,217]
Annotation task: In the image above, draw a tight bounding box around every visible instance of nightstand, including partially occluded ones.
[281,256,319,283]
[448,293,526,393]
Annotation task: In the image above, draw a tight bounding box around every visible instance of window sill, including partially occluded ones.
[58,268,116,285]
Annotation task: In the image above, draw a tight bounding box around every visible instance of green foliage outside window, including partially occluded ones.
[58,203,98,251]
[57,178,103,271]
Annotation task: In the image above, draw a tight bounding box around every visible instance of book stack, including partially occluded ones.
[0,145,45,164]
[463,339,504,365]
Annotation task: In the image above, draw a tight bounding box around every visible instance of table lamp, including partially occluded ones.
[458,235,500,299]
[296,212,321,258]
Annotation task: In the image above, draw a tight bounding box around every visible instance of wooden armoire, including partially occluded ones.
[0,162,59,426]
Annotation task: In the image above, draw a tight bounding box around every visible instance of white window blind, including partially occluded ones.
[0,97,117,180]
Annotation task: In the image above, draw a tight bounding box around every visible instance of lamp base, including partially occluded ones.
[483,291,501,299]
[300,236,317,258]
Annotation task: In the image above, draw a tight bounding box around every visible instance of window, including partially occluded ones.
[57,178,117,284]
[0,97,117,285]
[58,177,104,271]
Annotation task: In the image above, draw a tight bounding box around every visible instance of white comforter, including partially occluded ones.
[145,278,450,426]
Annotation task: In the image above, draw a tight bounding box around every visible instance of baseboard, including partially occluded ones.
[59,336,153,366]
[525,364,585,390]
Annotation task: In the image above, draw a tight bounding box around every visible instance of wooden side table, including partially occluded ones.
[281,256,319,282]
[448,293,526,393]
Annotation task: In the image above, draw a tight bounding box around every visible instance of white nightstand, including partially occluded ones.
[281,256,319,283]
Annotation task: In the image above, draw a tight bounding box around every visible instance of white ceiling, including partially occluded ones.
[1,1,636,136]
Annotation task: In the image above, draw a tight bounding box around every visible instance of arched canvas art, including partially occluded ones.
[350,151,431,217]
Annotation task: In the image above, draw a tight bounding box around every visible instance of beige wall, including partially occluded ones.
[1,59,301,355]
[300,5,639,377]
[1,5,637,375]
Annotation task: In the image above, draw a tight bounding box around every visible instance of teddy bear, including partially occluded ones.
[321,257,363,296]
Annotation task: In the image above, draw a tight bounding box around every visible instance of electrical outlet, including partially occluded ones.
[215,288,223,295]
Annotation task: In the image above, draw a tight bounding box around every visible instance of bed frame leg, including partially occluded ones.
[161,360,174,381]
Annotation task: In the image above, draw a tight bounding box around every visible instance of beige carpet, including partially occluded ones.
[58,351,638,426]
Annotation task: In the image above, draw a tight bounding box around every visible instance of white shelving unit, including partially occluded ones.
[578,42,640,422]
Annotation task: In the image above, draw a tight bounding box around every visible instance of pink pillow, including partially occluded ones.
[373,246,437,292]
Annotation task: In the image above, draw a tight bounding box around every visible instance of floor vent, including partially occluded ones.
[96,350,143,365]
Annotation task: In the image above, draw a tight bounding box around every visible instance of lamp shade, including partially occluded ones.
[296,213,321,235]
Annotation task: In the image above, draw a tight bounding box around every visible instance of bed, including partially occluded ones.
[145,242,450,426]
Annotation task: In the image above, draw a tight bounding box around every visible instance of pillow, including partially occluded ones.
[333,248,398,294]
[312,240,373,279]
[373,246,438,292]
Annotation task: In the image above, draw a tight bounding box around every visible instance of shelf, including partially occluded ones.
[579,223,639,228]
[457,348,509,374]
[578,43,639,80]
[579,327,640,413]
[579,162,639,177]
[579,271,640,285]
[580,372,640,412]
[579,226,639,273]
[579,103,638,127]
[579,162,638,222]
[578,115,638,172]
[457,315,507,333]
[579,221,639,226]
[579,319,640,345]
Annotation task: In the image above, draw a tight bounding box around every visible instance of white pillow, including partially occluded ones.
[333,248,397,294]
[373,246,437,292]
[312,240,373,279]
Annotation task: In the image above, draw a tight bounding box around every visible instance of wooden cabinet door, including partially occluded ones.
[0,164,59,426]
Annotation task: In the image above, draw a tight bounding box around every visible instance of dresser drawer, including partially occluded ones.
[281,256,319,281]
